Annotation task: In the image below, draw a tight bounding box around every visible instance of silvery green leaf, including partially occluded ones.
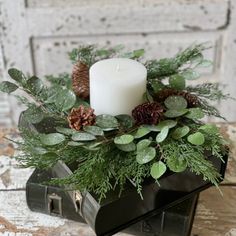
[0,81,18,93]
[40,133,66,146]
[72,132,96,141]
[185,108,204,119]
[67,141,85,146]
[83,126,104,136]
[8,68,27,84]
[156,126,169,143]
[116,114,134,129]
[136,147,156,164]
[116,142,136,152]
[172,126,190,139]
[56,127,77,135]
[169,74,186,90]
[181,69,200,80]
[114,134,134,145]
[96,115,119,128]
[164,96,188,110]
[150,161,167,179]
[134,127,150,138]
[164,109,188,118]
[24,106,44,124]
[167,156,187,172]
[27,76,44,95]
[187,132,205,145]
[156,120,178,131]
[137,139,152,151]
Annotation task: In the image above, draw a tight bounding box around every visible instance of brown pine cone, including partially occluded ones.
[72,61,90,99]
[132,102,164,125]
[154,88,199,107]
[68,105,96,131]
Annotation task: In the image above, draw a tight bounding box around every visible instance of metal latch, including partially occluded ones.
[48,193,62,216]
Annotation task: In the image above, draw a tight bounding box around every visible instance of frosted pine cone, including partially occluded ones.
[132,102,164,125]
[68,105,96,131]
[72,61,90,99]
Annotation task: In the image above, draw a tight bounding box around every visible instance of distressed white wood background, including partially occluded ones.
[0,0,236,124]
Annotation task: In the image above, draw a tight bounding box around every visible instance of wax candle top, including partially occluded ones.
[90,58,147,86]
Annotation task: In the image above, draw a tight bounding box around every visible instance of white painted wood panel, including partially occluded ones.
[0,0,236,124]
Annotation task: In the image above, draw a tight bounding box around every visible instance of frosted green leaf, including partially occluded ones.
[137,139,152,151]
[83,126,104,136]
[181,69,200,80]
[198,59,213,68]
[156,126,169,143]
[134,127,150,138]
[67,141,85,146]
[24,106,44,124]
[185,108,204,119]
[27,76,44,94]
[199,124,219,134]
[56,127,77,135]
[8,68,27,84]
[164,109,188,118]
[172,126,190,139]
[116,142,136,152]
[169,74,186,90]
[96,115,119,128]
[40,133,65,146]
[167,156,187,172]
[72,132,96,141]
[114,134,134,145]
[187,132,205,145]
[136,147,156,164]
[0,81,18,93]
[164,96,188,110]
[156,120,177,131]
[150,161,167,179]
[116,114,134,129]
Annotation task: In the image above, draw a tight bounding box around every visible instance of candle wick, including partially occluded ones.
[116,64,120,72]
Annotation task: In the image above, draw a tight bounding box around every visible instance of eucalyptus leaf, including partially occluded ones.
[24,106,44,124]
[167,156,187,172]
[199,124,219,134]
[67,141,85,146]
[96,115,119,128]
[150,161,167,179]
[134,127,150,138]
[169,74,186,90]
[8,68,27,84]
[197,59,213,68]
[172,126,190,139]
[116,142,136,152]
[83,126,104,136]
[187,132,205,145]
[27,76,44,95]
[164,96,188,110]
[156,120,177,131]
[151,80,165,93]
[185,108,204,119]
[40,133,66,146]
[181,69,200,80]
[56,127,77,135]
[136,147,156,164]
[116,114,134,129]
[164,109,188,118]
[72,132,96,141]
[0,81,18,93]
[156,126,169,143]
[137,139,152,151]
[57,89,76,111]
[114,134,134,145]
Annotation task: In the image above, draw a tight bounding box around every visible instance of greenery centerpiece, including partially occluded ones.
[0,44,231,201]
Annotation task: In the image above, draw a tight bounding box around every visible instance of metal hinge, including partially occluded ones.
[48,193,62,216]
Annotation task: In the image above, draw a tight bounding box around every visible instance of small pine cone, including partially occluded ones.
[72,61,90,99]
[132,102,164,125]
[68,105,96,131]
[154,88,199,107]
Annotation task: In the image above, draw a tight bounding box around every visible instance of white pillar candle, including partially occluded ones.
[89,58,147,116]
